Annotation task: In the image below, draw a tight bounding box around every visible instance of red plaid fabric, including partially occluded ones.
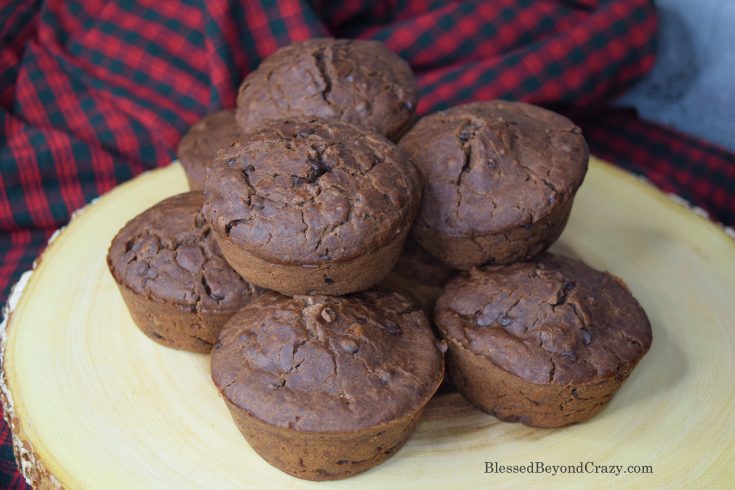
[1,0,733,486]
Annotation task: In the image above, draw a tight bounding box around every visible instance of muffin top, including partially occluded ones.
[435,254,651,385]
[203,117,421,265]
[399,101,588,237]
[235,38,418,141]
[391,237,456,287]
[107,192,261,312]
[211,290,444,432]
[177,109,240,190]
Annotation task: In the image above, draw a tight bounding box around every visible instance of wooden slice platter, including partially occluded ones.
[2,158,734,488]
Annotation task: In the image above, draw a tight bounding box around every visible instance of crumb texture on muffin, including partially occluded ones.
[211,291,443,432]
[203,118,421,265]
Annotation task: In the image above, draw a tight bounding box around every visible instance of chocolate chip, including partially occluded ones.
[564,280,576,291]
[382,319,402,336]
[323,275,334,284]
[128,260,148,277]
[560,351,576,361]
[459,128,472,143]
[339,338,359,354]
[269,379,286,391]
[571,388,579,398]
[226,158,237,167]
[376,368,392,383]
[296,128,315,138]
[194,210,207,228]
[474,311,494,327]
[306,153,330,182]
[435,340,448,353]
[292,175,309,186]
[321,307,336,323]
[498,315,512,326]
[213,339,223,350]
[580,328,591,345]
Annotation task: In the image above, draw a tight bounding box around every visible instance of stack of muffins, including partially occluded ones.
[107,38,652,481]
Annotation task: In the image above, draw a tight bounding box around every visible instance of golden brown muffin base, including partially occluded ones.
[446,338,635,428]
[413,197,574,270]
[115,281,232,353]
[223,398,426,480]
[215,228,409,296]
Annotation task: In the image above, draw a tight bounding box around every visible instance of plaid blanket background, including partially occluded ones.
[1,0,734,486]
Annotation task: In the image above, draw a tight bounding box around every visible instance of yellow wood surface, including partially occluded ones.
[2,158,735,489]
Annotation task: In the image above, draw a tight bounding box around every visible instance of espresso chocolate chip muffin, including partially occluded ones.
[236,38,418,141]
[177,109,240,190]
[434,253,652,428]
[203,117,421,296]
[107,192,262,353]
[211,290,444,480]
[399,101,588,269]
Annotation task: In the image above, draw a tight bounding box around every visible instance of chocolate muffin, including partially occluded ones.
[434,254,652,428]
[107,192,262,352]
[211,290,444,480]
[177,109,240,190]
[399,101,588,269]
[203,117,421,296]
[236,38,418,141]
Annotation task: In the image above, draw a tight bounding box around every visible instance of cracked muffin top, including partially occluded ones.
[235,38,418,141]
[211,290,444,432]
[107,192,261,312]
[435,254,651,385]
[202,117,421,265]
[177,109,240,190]
[399,101,588,237]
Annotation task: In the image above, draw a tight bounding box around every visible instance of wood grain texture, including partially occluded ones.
[2,158,734,489]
